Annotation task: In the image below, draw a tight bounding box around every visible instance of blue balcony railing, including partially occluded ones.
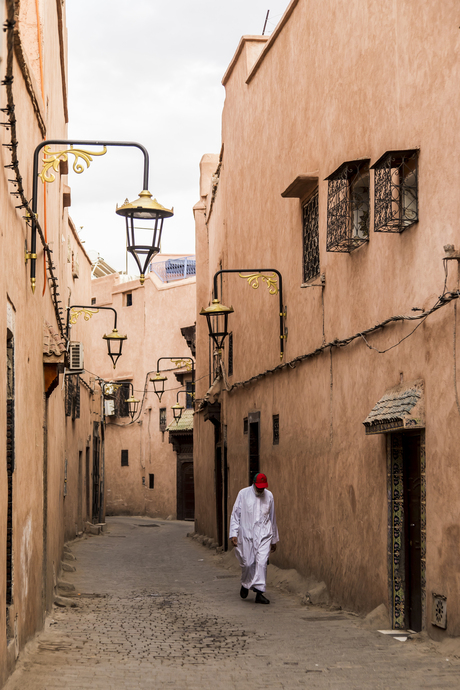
[149,256,196,283]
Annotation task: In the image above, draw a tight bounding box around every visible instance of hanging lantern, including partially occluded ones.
[116,191,173,284]
[200,299,234,351]
[150,371,168,402]
[103,329,127,369]
[126,394,141,420]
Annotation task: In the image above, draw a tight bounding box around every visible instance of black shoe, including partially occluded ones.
[240,586,248,599]
[255,592,270,604]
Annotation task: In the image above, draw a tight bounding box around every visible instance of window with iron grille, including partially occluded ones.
[302,192,320,282]
[186,380,194,409]
[372,149,418,233]
[326,159,370,252]
[243,417,248,435]
[114,382,130,417]
[159,407,167,431]
[272,414,279,445]
[65,374,80,419]
[228,332,233,377]
[121,449,129,466]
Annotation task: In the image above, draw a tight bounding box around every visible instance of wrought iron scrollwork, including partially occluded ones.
[302,191,320,282]
[326,160,370,253]
[373,150,418,233]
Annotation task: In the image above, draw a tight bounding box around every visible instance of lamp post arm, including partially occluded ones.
[30,140,150,292]
[212,269,286,360]
[155,356,195,377]
[66,304,118,339]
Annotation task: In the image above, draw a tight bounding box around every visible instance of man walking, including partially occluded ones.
[229,473,279,604]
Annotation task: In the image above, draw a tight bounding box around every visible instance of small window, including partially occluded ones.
[121,450,129,466]
[372,149,418,233]
[272,414,279,445]
[149,474,154,489]
[114,383,130,417]
[326,159,370,252]
[142,476,145,486]
[302,191,319,282]
[186,381,194,409]
[159,407,167,431]
[243,417,248,435]
[125,292,133,307]
[228,332,233,377]
[91,297,96,305]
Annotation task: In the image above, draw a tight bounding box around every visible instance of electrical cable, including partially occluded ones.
[200,288,460,401]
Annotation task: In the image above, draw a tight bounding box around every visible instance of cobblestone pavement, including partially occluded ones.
[4,516,460,689]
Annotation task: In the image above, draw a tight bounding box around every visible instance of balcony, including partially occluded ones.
[149,256,196,283]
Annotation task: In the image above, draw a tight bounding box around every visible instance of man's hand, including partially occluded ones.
[231,536,238,547]
[270,543,277,553]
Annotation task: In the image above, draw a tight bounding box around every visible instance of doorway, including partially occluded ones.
[388,431,425,631]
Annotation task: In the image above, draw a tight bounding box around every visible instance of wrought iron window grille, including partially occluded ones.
[302,191,320,282]
[159,407,167,431]
[272,414,279,445]
[65,374,80,419]
[186,381,194,409]
[114,382,130,418]
[371,150,418,233]
[228,332,233,377]
[326,159,370,253]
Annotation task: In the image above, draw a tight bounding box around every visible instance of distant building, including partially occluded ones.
[194,0,460,639]
[91,254,196,520]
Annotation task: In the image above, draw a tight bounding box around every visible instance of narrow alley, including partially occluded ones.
[4,517,460,690]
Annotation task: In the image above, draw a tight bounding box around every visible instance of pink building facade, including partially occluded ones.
[90,255,196,521]
[194,0,460,638]
[0,1,108,684]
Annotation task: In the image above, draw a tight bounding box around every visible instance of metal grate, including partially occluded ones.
[228,332,233,377]
[272,414,279,445]
[326,160,370,252]
[114,382,130,417]
[186,381,194,409]
[372,150,418,233]
[302,192,320,282]
[431,593,447,629]
[159,407,167,431]
[65,374,80,419]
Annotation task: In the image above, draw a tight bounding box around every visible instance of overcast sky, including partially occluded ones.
[66,0,290,273]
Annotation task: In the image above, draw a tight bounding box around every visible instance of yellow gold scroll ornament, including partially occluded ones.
[39,145,108,184]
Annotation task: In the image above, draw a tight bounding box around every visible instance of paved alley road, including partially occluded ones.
[4,517,460,690]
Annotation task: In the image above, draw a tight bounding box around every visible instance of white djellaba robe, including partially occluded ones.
[229,485,279,593]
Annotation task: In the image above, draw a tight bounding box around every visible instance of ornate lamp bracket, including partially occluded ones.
[38,145,108,184]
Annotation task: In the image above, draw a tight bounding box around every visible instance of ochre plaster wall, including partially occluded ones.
[91,259,196,520]
[194,0,460,638]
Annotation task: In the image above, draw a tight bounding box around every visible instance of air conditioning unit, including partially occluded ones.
[104,400,115,417]
[68,341,84,371]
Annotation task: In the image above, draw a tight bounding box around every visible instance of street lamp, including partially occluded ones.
[199,299,234,352]
[28,140,168,293]
[67,305,127,369]
[150,356,194,402]
[116,192,174,285]
[126,384,141,420]
[171,390,188,423]
[200,269,287,360]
